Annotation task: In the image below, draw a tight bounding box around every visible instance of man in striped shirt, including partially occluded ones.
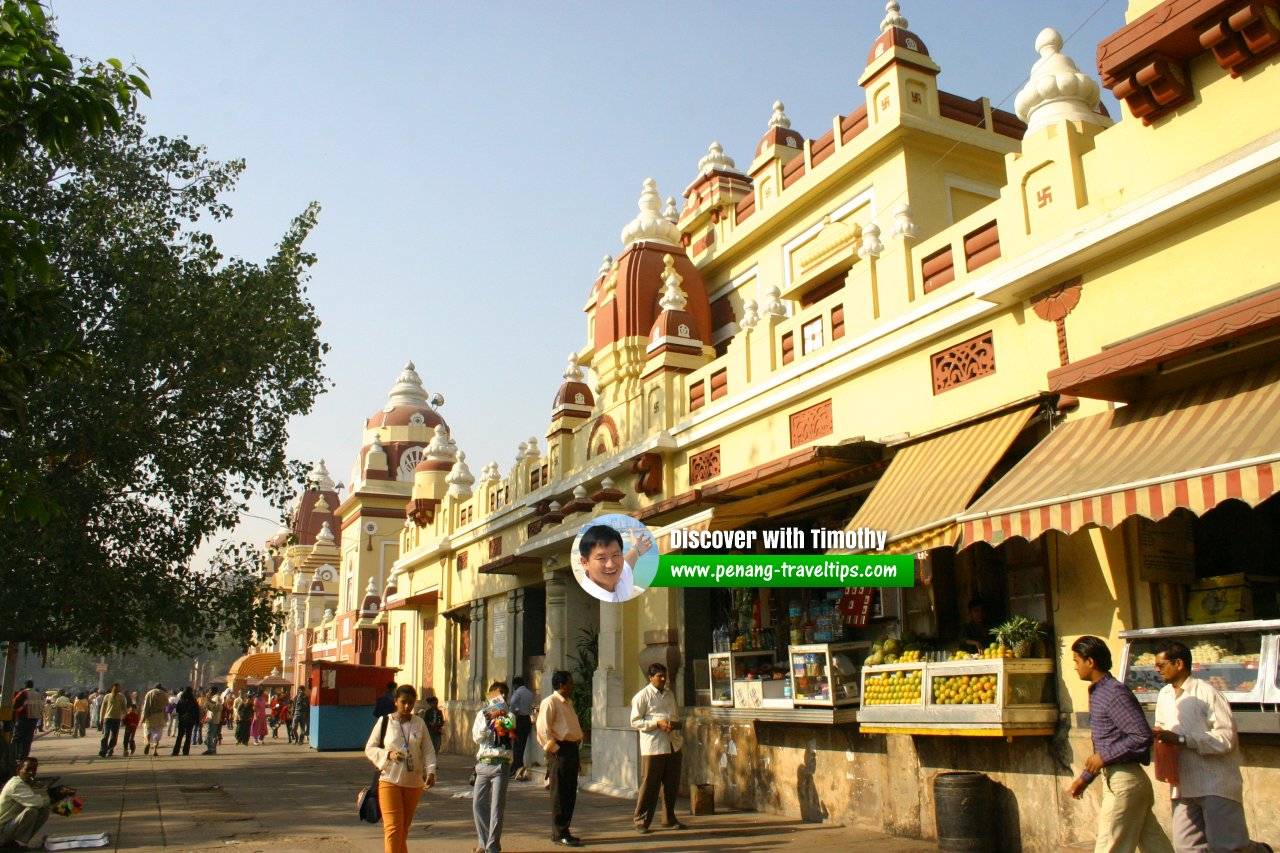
[1153,641,1271,853]
[1069,635,1173,853]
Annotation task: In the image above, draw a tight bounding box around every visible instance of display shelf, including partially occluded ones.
[733,676,793,710]
[1118,620,1280,707]
[789,642,870,708]
[709,650,777,707]
[857,658,1057,736]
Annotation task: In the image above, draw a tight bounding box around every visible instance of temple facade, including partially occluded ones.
[261,1,1280,846]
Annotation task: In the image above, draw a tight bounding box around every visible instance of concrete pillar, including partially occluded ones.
[469,599,487,699]
[542,571,568,698]
[507,588,525,680]
[593,598,628,728]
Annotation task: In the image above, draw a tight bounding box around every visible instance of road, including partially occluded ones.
[24,727,934,852]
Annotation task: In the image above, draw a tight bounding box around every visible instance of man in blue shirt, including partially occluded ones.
[1069,635,1172,852]
[509,677,535,781]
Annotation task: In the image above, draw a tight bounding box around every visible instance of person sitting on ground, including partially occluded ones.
[0,757,74,850]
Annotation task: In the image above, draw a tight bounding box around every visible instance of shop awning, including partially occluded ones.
[959,365,1280,547]
[844,405,1038,553]
[227,651,282,684]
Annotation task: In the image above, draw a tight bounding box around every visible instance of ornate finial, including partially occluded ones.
[601,476,616,490]
[1014,28,1109,134]
[621,178,682,247]
[859,223,884,259]
[515,441,528,464]
[740,299,760,331]
[890,203,919,239]
[762,286,788,317]
[698,140,739,174]
[280,557,295,575]
[663,196,679,223]
[308,459,335,491]
[447,450,475,498]
[573,485,588,500]
[768,100,792,130]
[386,361,430,408]
[370,433,384,451]
[426,424,454,464]
[292,572,307,593]
[525,437,540,460]
[366,577,377,596]
[482,462,501,484]
[659,255,688,312]
[881,0,908,31]
[322,607,334,622]
[598,254,613,277]
[316,521,335,544]
[563,353,584,382]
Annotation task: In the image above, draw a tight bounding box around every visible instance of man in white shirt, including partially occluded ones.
[1152,641,1271,853]
[629,663,687,833]
[0,757,56,849]
[577,524,653,603]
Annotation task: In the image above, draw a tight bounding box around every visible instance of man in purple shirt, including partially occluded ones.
[1069,635,1173,853]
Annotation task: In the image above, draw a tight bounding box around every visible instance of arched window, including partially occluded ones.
[397,446,425,481]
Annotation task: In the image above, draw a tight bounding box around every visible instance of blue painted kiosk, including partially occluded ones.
[308,660,398,751]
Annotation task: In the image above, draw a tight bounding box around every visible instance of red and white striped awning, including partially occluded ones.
[959,366,1280,547]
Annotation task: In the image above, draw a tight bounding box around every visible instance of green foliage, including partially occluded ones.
[990,615,1045,649]
[1,0,149,491]
[567,627,597,734]
[51,632,242,691]
[0,102,328,655]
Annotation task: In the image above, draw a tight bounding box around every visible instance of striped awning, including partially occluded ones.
[959,366,1280,547]
[845,406,1038,554]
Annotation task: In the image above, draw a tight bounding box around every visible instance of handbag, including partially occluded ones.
[357,715,390,824]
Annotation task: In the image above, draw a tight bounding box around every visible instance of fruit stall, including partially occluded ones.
[856,655,1057,736]
[789,642,871,708]
[1118,619,1280,733]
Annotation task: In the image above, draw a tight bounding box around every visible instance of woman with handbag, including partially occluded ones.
[364,684,436,853]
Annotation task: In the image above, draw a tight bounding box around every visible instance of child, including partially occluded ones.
[423,696,445,754]
[122,704,141,756]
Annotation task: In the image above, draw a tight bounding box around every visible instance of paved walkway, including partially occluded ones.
[24,728,934,852]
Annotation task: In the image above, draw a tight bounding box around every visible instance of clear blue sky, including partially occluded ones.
[49,0,1127,557]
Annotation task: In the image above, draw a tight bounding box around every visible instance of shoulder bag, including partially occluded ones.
[357,715,389,824]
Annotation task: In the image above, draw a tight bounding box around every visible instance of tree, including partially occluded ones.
[1,0,148,511]
[0,103,329,657]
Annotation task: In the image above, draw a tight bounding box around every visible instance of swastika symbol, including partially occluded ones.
[1037,186,1053,208]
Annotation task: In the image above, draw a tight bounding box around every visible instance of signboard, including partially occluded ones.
[95,663,109,673]
[838,587,875,627]
[1135,516,1195,584]
[491,615,508,658]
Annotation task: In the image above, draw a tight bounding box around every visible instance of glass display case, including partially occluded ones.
[857,658,1058,736]
[789,642,871,708]
[708,650,777,707]
[1118,620,1280,705]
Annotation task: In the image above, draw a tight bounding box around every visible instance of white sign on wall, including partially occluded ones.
[491,615,508,659]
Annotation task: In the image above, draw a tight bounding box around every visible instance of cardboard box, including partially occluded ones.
[1186,574,1277,624]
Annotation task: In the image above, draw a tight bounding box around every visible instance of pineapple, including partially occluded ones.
[990,616,1044,659]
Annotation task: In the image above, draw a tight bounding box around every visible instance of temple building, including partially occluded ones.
[262,0,1280,846]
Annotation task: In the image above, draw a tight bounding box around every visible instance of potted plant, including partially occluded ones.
[990,615,1045,659]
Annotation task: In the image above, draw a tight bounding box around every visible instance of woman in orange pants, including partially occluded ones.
[365,685,436,853]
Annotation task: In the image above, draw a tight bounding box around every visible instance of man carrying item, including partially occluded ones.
[1152,641,1272,853]
[98,683,126,757]
[1068,635,1173,853]
[141,683,167,755]
[630,663,686,834]
[202,688,223,754]
[0,757,73,850]
[471,683,514,853]
[536,671,584,847]
[509,677,535,781]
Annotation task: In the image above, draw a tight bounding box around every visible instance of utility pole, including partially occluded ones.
[1,641,20,782]
[97,656,106,693]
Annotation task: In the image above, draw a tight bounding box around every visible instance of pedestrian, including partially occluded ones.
[509,676,535,781]
[472,682,515,853]
[88,690,102,733]
[172,686,200,756]
[250,690,268,745]
[202,688,223,755]
[53,691,73,733]
[72,692,89,738]
[1068,635,1173,852]
[122,703,140,756]
[536,670,584,847]
[365,684,436,853]
[422,696,444,755]
[98,683,126,758]
[11,680,42,762]
[277,693,293,742]
[164,691,177,737]
[292,685,310,744]
[234,692,253,746]
[630,662,687,833]
[0,757,73,849]
[141,683,167,755]
[374,681,396,718]
[192,692,205,746]
[1151,641,1272,853]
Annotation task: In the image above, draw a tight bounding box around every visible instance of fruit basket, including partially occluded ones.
[857,658,1057,735]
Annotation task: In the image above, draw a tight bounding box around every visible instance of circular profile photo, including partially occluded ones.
[571,513,660,603]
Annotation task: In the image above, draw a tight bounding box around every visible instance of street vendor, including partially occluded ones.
[0,757,75,849]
